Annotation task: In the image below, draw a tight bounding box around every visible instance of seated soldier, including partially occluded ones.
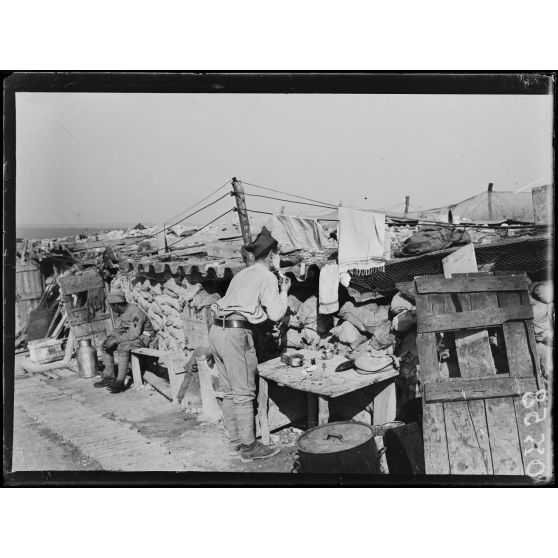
[94,289,153,394]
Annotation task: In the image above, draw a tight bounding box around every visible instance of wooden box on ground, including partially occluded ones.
[28,338,65,364]
[415,272,551,480]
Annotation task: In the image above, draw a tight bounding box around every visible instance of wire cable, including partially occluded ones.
[240,191,335,210]
[240,180,337,208]
[142,191,232,240]
[165,208,236,251]
[160,178,232,228]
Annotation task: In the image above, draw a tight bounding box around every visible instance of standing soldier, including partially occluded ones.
[209,227,291,462]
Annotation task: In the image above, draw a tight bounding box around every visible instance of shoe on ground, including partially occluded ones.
[228,443,242,457]
[240,441,280,463]
[107,380,125,394]
[94,377,116,388]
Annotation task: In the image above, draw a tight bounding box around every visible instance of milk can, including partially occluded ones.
[76,338,99,379]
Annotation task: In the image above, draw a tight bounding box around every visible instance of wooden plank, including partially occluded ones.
[443,401,491,474]
[197,356,222,422]
[485,397,524,475]
[416,274,528,294]
[497,291,535,378]
[418,305,534,334]
[423,402,451,474]
[307,394,318,429]
[425,376,537,403]
[416,333,439,384]
[142,371,172,401]
[131,354,143,387]
[166,352,186,405]
[257,377,271,444]
[442,244,477,278]
[318,396,330,425]
[131,347,166,358]
[514,392,551,482]
[454,330,496,378]
[58,270,104,295]
[372,378,397,424]
[466,400,494,474]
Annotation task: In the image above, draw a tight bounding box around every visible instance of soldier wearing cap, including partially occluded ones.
[95,289,153,393]
[209,226,291,462]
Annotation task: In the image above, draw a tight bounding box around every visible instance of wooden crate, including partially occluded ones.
[15,260,44,332]
[416,272,551,480]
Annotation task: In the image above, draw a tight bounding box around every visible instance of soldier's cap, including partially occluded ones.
[107,289,126,304]
[244,226,278,259]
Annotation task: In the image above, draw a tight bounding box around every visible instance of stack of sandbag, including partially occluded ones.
[530,281,554,378]
[120,274,221,353]
[326,297,394,358]
[284,295,333,350]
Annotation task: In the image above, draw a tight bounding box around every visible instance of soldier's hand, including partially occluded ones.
[282,276,291,293]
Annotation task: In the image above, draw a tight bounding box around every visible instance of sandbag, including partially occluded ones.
[532,281,553,304]
[288,294,303,314]
[331,321,367,349]
[295,295,333,335]
[371,320,396,350]
[392,310,417,333]
[157,294,181,312]
[531,296,553,345]
[338,300,389,334]
[390,292,415,315]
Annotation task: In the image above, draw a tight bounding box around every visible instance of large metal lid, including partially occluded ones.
[296,421,374,454]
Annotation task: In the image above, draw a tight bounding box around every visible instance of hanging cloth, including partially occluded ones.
[271,213,333,253]
[338,207,386,274]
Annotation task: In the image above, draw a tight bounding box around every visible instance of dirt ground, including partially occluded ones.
[9,354,297,474]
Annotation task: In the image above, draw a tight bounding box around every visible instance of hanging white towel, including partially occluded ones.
[319,263,340,314]
[338,207,386,274]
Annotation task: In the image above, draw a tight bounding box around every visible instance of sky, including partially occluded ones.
[15,92,553,227]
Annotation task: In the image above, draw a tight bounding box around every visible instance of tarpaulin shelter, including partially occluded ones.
[413,186,535,223]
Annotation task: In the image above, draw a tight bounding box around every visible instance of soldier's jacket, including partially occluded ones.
[111,303,152,343]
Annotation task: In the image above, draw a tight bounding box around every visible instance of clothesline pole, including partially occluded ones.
[232,177,254,266]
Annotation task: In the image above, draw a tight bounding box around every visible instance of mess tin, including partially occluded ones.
[281,352,304,367]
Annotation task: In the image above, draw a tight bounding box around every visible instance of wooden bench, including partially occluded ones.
[130,348,186,405]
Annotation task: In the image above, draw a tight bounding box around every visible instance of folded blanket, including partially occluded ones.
[338,207,385,274]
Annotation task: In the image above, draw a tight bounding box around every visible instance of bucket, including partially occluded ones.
[76,338,99,379]
[296,421,377,474]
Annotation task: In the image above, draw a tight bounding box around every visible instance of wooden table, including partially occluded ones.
[257,349,398,444]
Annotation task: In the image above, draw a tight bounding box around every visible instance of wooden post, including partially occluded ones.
[131,353,143,388]
[232,177,254,266]
[487,182,494,221]
[258,376,270,444]
[318,396,330,425]
[404,195,410,216]
[197,355,222,422]
[307,393,318,429]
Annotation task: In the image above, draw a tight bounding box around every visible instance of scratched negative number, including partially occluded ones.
[521,389,548,479]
